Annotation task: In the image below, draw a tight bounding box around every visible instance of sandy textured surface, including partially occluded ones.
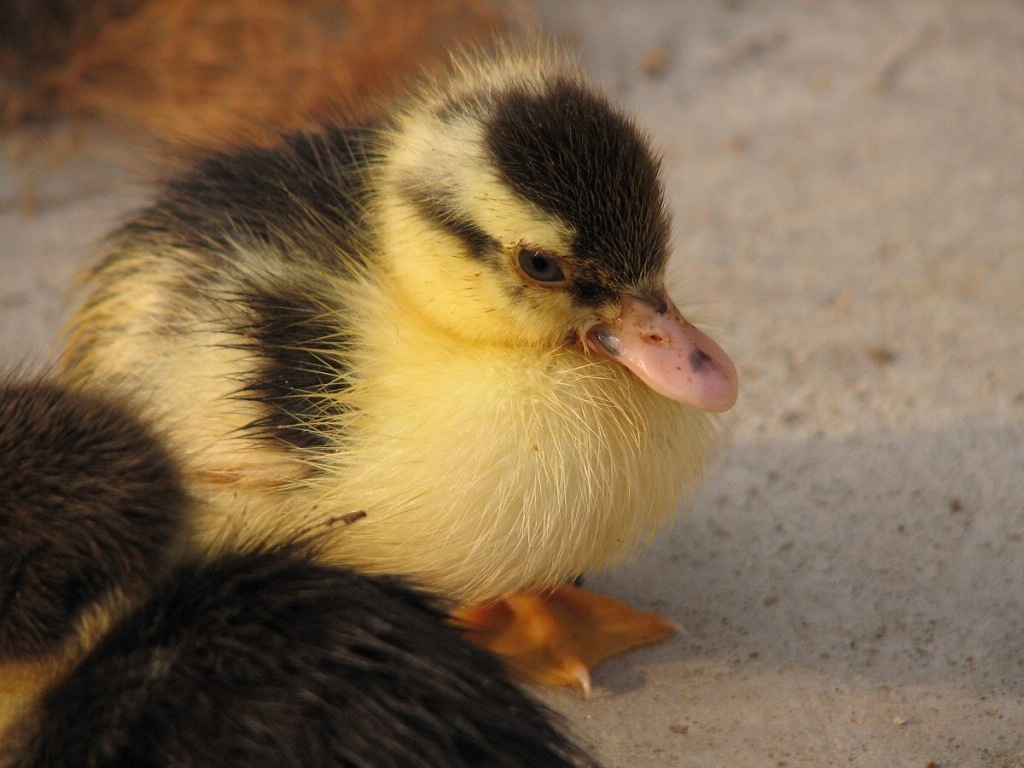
[2,2,1023,766]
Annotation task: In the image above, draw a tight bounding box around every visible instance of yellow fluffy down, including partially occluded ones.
[64,256,715,604]
[296,279,717,602]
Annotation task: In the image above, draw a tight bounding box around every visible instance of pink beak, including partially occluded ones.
[584,292,739,412]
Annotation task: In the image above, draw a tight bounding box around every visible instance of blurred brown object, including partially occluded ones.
[0,0,522,146]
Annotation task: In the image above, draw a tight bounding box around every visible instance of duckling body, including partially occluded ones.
[62,47,736,606]
[0,377,187,738]
[11,546,588,767]
[0,377,589,766]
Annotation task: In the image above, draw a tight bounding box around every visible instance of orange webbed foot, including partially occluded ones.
[453,584,675,697]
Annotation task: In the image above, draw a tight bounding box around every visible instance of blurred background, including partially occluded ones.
[2,1,1023,765]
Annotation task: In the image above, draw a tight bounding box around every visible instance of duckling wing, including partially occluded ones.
[61,128,380,481]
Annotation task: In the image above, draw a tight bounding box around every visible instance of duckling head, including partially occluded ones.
[375,48,738,412]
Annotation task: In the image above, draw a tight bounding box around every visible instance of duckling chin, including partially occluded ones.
[61,43,737,605]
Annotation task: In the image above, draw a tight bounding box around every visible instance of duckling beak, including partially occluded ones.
[584,292,739,412]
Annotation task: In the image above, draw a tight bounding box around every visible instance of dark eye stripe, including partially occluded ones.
[403,189,499,259]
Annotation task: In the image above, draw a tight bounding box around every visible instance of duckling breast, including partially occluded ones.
[304,303,716,601]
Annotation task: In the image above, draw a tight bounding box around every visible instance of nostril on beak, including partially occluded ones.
[689,348,713,372]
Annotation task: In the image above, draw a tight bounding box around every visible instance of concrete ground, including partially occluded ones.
[2,1,1023,766]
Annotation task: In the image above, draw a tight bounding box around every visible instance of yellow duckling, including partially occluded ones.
[60,43,738,692]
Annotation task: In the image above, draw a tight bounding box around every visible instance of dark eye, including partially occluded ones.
[518,248,567,285]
